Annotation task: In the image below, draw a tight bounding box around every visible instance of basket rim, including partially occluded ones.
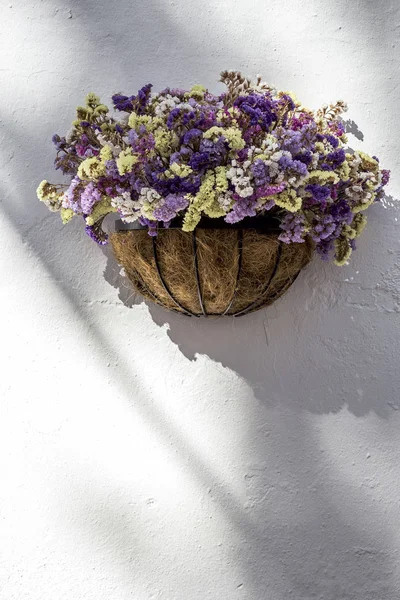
[113,214,282,233]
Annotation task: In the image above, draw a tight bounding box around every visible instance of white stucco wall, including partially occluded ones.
[1,1,400,598]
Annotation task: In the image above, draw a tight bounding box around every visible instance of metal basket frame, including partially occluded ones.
[114,217,301,317]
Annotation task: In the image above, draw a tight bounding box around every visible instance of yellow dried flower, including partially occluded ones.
[215,166,229,193]
[357,151,379,172]
[100,122,116,133]
[100,145,113,163]
[165,163,193,179]
[334,237,352,266]
[77,157,106,180]
[36,180,63,211]
[60,207,74,224]
[342,213,367,239]
[85,93,101,108]
[351,194,376,213]
[182,170,216,231]
[85,197,117,226]
[128,114,152,130]
[203,126,245,151]
[336,161,350,181]
[128,114,164,132]
[203,199,226,218]
[305,170,340,184]
[76,106,92,120]
[154,128,177,157]
[93,104,109,115]
[116,149,138,175]
[273,190,302,213]
[181,194,201,231]
[36,180,58,201]
[187,84,206,100]
[141,202,157,220]
[352,213,367,237]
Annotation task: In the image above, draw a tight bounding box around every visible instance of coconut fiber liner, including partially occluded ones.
[110,227,313,317]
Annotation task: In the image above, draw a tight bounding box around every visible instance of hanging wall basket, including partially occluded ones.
[37,71,390,317]
[110,217,313,317]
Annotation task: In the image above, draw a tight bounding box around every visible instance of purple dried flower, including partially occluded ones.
[225,195,258,223]
[80,181,102,214]
[252,159,270,186]
[52,134,67,150]
[311,214,337,242]
[166,107,185,129]
[325,134,339,148]
[320,148,346,170]
[278,212,306,244]
[281,130,303,155]
[237,148,249,161]
[112,93,135,112]
[85,222,108,245]
[182,128,202,145]
[153,194,189,222]
[316,238,334,260]
[136,84,152,114]
[305,184,331,203]
[189,152,209,171]
[63,176,84,213]
[255,182,286,199]
[294,150,312,165]
[234,93,277,130]
[330,196,353,225]
[139,216,158,236]
[381,169,390,186]
[278,155,308,176]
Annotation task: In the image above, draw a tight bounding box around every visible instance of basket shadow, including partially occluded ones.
[103,201,400,420]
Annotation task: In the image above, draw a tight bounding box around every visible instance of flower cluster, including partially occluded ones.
[37,72,390,264]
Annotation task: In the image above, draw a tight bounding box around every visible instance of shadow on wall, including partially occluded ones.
[61,411,398,600]
[103,188,400,420]
[232,409,397,599]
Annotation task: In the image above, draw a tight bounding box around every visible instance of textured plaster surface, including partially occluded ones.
[1,1,400,599]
